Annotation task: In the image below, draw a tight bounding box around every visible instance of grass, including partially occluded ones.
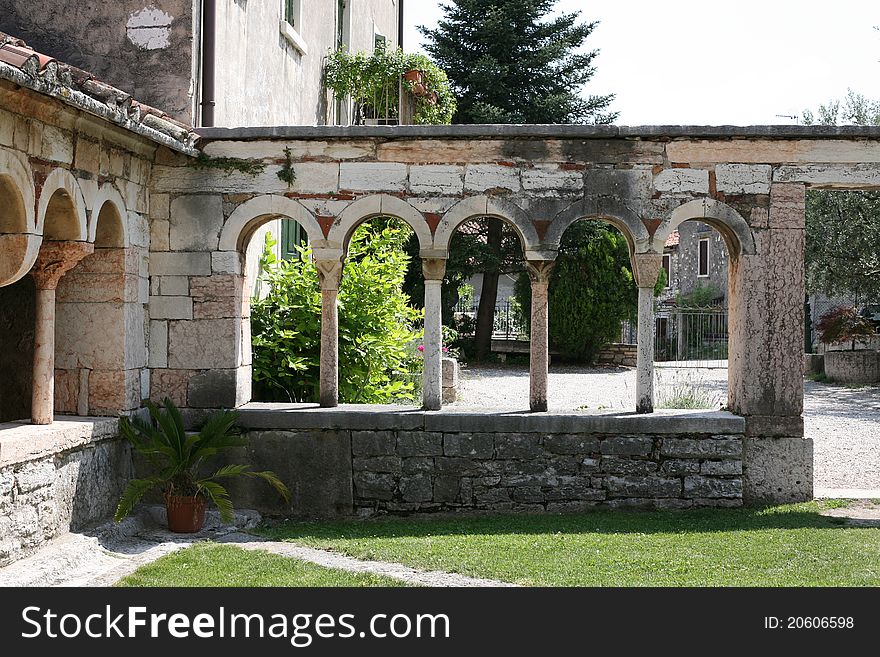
[116,543,406,587]
[259,504,880,587]
[654,370,722,409]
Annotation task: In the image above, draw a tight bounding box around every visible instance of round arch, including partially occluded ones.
[654,198,756,257]
[219,194,325,252]
[544,198,651,256]
[36,168,88,241]
[432,195,542,258]
[327,194,434,255]
[89,183,128,247]
[0,147,36,234]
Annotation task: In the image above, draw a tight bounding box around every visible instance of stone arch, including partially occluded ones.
[89,184,128,247]
[219,194,325,252]
[0,148,35,234]
[432,195,543,258]
[544,198,651,256]
[327,194,434,255]
[654,198,756,258]
[37,168,88,241]
[0,149,40,286]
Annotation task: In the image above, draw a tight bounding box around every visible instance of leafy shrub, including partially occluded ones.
[817,306,876,349]
[676,281,722,308]
[251,220,423,403]
[515,222,645,363]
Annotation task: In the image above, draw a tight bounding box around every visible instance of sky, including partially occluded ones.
[403,0,880,125]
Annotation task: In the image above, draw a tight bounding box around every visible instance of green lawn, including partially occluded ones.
[260,503,880,586]
[116,543,406,587]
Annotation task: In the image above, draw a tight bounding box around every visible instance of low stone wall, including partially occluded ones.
[0,418,129,566]
[233,404,748,518]
[596,343,637,367]
[803,353,824,376]
[824,350,880,384]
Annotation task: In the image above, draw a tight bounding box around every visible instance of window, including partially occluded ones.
[697,238,709,277]
[284,0,301,27]
[281,219,308,260]
[374,32,387,51]
[280,0,307,55]
[662,253,671,288]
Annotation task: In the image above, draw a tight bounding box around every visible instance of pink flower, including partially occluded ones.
[442,347,449,353]
[417,345,425,352]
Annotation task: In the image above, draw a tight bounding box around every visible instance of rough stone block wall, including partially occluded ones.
[234,408,747,518]
[0,419,129,566]
[823,350,880,384]
[350,429,744,514]
[596,343,637,367]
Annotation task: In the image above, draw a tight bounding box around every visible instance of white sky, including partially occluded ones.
[403,0,880,125]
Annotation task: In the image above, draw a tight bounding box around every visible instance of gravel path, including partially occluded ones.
[452,364,880,491]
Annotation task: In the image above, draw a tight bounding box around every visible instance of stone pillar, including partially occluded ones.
[29,241,94,424]
[632,254,662,414]
[525,261,555,412]
[316,259,344,408]
[421,258,447,411]
[728,183,810,503]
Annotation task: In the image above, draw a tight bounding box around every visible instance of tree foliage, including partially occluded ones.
[802,90,880,301]
[420,0,617,124]
[514,222,653,363]
[251,220,423,404]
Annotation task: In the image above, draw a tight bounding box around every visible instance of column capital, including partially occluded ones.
[421,257,447,281]
[525,259,555,284]
[315,258,344,291]
[29,241,94,290]
[632,252,662,288]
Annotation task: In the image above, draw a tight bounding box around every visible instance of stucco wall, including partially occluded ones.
[0,0,196,123]
[675,221,729,303]
[214,0,400,128]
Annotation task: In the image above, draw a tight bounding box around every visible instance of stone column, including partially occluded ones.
[525,260,555,412]
[728,183,810,503]
[421,258,446,411]
[316,259,344,408]
[29,241,94,424]
[632,254,662,414]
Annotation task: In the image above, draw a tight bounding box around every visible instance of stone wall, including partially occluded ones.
[596,343,637,367]
[0,418,129,566]
[824,350,880,384]
[232,405,746,518]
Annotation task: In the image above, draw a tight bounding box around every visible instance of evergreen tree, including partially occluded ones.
[420,0,617,124]
[419,0,618,359]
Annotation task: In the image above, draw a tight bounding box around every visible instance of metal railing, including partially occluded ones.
[654,307,728,368]
[454,300,527,340]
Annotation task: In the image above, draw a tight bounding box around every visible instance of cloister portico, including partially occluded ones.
[5,60,880,533]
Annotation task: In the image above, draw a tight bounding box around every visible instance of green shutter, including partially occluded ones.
[281,219,307,260]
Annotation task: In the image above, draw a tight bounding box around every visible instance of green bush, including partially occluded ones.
[251,220,423,404]
[515,222,661,363]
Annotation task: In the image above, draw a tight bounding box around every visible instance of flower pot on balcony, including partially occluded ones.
[403,69,424,85]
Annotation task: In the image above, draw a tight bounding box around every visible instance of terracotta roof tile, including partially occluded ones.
[664,231,680,248]
[0,30,196,153]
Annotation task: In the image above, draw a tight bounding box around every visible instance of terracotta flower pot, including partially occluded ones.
[165,493,207,533]
[403,69,424,85]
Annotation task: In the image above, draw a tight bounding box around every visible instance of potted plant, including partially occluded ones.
[114,398,290,533]
[403,68,424,85]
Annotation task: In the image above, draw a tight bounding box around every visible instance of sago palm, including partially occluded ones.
[115,398,289,522]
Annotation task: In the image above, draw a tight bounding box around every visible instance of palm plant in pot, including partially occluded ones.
[114,398,290,533]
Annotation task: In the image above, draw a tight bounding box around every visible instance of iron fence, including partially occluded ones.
[453,300,527,340]
[654,307,728,368]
